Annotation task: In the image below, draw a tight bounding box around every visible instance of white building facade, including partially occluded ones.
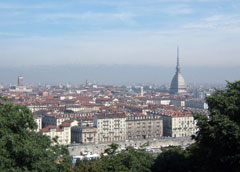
[33,115,42,132]
[163,114,197,137]
[40,123,71,145]
[94,114,127,143]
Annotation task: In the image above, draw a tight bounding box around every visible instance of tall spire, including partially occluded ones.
[176,46,181,72]
[170,47,187,95]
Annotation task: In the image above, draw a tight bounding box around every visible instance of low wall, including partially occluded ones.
[68,137,195,156]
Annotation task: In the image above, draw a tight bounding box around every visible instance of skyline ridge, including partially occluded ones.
[0,65,239,85]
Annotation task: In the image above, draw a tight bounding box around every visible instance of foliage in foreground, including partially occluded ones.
[188,81,240,172]
[0,98,72,172]
[74,143,154,172]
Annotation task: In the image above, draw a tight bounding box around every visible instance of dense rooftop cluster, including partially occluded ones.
[0,81,210,147]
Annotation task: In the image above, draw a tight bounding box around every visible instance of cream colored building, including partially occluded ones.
[28,105,47,112]
[94,114,127,143]
[163,114,197,137]
[65,105,85,112]
[71,126,98,144]
[33,115,42,132]
[40,122,71,145]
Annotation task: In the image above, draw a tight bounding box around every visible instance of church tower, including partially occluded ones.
[18,75,23,86]
[170,47,187,94]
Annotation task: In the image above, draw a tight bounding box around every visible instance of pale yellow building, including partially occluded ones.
[33,115,42,132]
[94,114,127,143]
[71,126,98,144]
[163,114,197,137]
[40,122,71,145]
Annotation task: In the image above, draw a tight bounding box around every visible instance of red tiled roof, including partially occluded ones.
[60,122,71,127]
[33,115,41,119]
[40,125,62,132]
[96,113,126,119]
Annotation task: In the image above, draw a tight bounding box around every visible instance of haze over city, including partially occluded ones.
[0,0,240,84]
[1,1,240,172]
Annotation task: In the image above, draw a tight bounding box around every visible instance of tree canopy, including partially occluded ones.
[188,81,240,172]
[74,143,154,172]
[151,146,190,172]
[152,80,240,172]
[0,98,72,172]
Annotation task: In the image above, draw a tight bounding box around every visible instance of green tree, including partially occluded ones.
[73,144,154,172]
[189,81,240,172]
[104,143,119,155]
[119,146,154,172]
[151,146,190,172]
[0,101,72,172]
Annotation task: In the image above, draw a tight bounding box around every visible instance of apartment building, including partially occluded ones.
[71,126,97,144]
[33,115,42,132]
[185,99,208,109]
[41,114,70,128]
[126,115,163,140]
[94,113,127,143]
[40,122,71,145]
[162,114,197,137]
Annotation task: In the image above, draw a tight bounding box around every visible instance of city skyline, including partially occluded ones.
[0,65,239,85]
[0,0,240,67]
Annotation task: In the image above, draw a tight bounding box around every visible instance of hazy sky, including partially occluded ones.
[0,0,240,67]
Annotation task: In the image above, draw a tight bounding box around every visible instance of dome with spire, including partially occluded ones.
[170,47,187,95]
